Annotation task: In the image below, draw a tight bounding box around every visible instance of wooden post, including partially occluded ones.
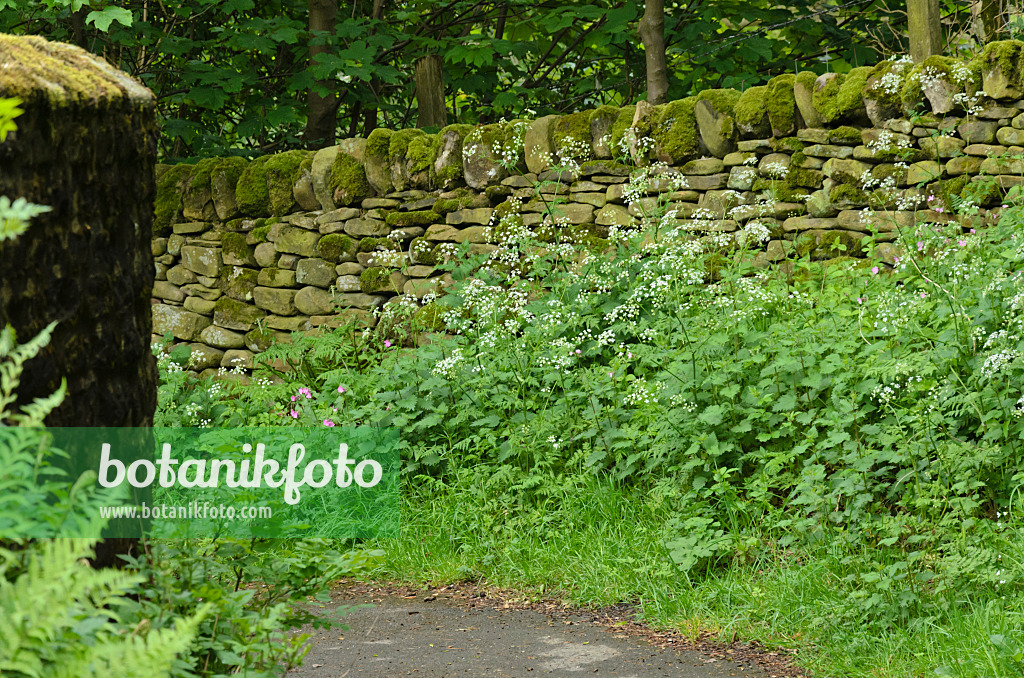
[973,0,1004,43]
[908,0,943,62]
[414,54,447,129]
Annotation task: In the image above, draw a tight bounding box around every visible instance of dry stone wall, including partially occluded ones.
[153,40,1024,376]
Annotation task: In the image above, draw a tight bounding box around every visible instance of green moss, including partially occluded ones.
[406,133,441,174]
[795,70,818,93]
[939,175,969,206]
[432,190,476,215]
[412,302,447,332]
[903,56,981,111]
[771,136,805,153]
[316,233,357,263]
[830,126,862,144]
[765,75,796,135]
[734,85,769,130]
[358,237,401,253]
[553,110,594,158]
[871,163,906,184]
[829,183,869,205]
[366,128,393,160]
[565,223,610,253]
[435,162,464,187]
[753,178,809,202]
[485,185,511,202]
[973,40,1024,90]
[0,34,133,105]
[329,153,372,207]
[652,97,700,164]
[220,231,252,262]
[608,105,637,158]
[410,237,439,265]
[249,224,272,244]
[154,163,194,236]
[864,60,904,107]
[236,150,311,217]
[786,167,824,189]
[389,128,427,164]
[214,297,266,327]
[814,67,871,124]
[385,210,439,228]
[695,88,741,113]
[360,267,397,294]
[439,123,473,143]
[791,151,808,167]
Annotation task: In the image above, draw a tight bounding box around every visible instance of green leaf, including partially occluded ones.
[85,7,133,32]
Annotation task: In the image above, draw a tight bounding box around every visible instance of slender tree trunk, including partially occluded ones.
[973,0,1004,43]
[907,0,943,62]
[305,0,340,148]
[639,0,668,105]
[415,54,447,128]
[361,0,387,137]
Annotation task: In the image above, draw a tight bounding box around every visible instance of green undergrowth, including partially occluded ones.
[156,136,1024,678]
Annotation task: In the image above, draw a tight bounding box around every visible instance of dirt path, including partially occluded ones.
[289,583,806,678]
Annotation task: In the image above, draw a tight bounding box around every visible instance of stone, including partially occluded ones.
[316,207,361,224]
[173,221,207,235]
[180,245,223,277]
[595,204,633,227]
[154,261,168,280]
[424,224,461,241]
[220,266,259,302]
[570,192,607,207]
[335,292,387,310]
[196,274,218,287]
[758,152,791,174]
[311,145,342,211]
[199,325,246,349]
[793,229,866,259]
[403,277,445,299]
[550,203,595,224]
[181,284,222,301]
[1013,112,1024,129]
[723,151,757,167]
[433,126,467,189]
[694,98,737,158]
[257,268,296,288]
[152,280,185,302]
[463,128,509,189]
[978,105,1019,120]
[945,155,983,175]
[737,139,773,151]
[446,208,494,225]
[253,287,298,316]
[922,77,958,114]
[452,226,493,244]
[265,315,312,331]
[681,173,729,191]
[336,262,365,276]
[166,264,198,286]
[997,126,1024,146]
[335,275,362,292]
[280,253,301,270]
[966,143,1022,156]
[152,238,168,256]
[681,158,725,175]
[293,167,319,211]
[344,218,389,237]
[727,165,758,191]
[958,120,999,144]
[167,234,186,256]
[523,115,560,174]
[837,209,914,233]
[221,349,255,370]
[821,158,872,183]
[805,189,837,218]
[187,344,224,370]
[254,242,280,268]
[793,81,823,128]
[981,157,1024,174]
[797,128,830,144]
[183,297,216,315]
[919,135,966,160]
[295,258,335,288]
[273,225,321,257]
[213,297,266,331]
[153,305,211,341]
[906,160,942,184]
[802,144,854,159]
[245,328,290,352]
[294,286,336,315]
[782,216,839,232]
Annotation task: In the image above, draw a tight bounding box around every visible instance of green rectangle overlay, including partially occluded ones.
[0,427,400,539]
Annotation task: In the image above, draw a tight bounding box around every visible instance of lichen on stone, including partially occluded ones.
[552,110,594,158]
[406,133,441,174]
[971,39,1024,90]
[830,126,862,144]
[813,67,871,124]
[317,233,356,263]
[608,105,637,158]
[385,210,439,228]
[220,231,252,262]
[329,153,372,206]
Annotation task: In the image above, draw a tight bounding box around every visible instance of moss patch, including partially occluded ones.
[236,150,311,217]
[553,110,594,158]
[329,153,372,207]
[829,183,869,205]
[972,39,1024,90]
[366,128,393,160]
[360,267,398,294]
[608,105,637,158]
[389,128,427,164]
[358,237,402,253]
[220,231,252,262]
[406,133,441,174]
[154,163,194,236]
[412,302,447,332]
[652,97,699,164]
[814,67,871,124]
[734,85,769,130]
[249,224,272,244]
[765,75,796,135]
[316,233,357,263]
[385,210,439,228]
[830,126,862,144]
[410,237,440,265]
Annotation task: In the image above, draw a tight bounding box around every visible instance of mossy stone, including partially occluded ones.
[651,97,700,164]
[221,231,256,266]
[973,39,1024,98]
[365,128,394,194]
[236,150,312,217]
[359,267,403,294]
[386,210,439,228]
[329,153,372,207]
[830,126,863,145]
[734,86,770,138]
[213,297,266,332]
[409,237,440,265]
[764,75,796,136]
[154,164,194,236]
[316,233,357,263]
[412,302,447,332]
[813,67,871,124]
[608,105,637,158]
[553,110,594,160]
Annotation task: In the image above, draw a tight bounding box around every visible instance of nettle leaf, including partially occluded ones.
[85,6,132,32]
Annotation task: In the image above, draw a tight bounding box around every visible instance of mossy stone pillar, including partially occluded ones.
[0,35,158,428]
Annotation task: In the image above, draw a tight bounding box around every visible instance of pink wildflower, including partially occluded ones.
[323,419,335,427]
[338,385,346,393]
[384,340,392,348]
[289,409,299,419]
[871,266,880,275]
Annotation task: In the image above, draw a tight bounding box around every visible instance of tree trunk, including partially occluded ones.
[973,0,1004,44]
[415,54,447,129]
[907,0,943,62]
[361,0,387,136]
[639,0,668,105]
[304,0,340,148]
